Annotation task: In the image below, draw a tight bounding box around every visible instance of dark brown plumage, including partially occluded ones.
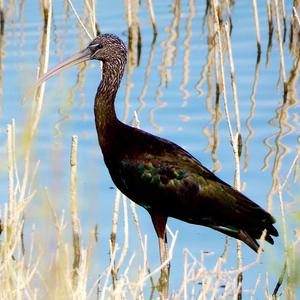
[39,33,278,295]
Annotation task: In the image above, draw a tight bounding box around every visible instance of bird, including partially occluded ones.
[38,33,278,295]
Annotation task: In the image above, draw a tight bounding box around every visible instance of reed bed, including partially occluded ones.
[0,0,299,299]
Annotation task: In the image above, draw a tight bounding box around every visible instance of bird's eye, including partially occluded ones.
[90,43,103,51]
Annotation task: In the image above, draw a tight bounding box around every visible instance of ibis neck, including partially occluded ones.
[94,59,126,153]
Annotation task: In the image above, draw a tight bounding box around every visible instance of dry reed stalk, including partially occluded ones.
[210,245,230,298]
[250,274,261,300]
[274,0,287,93]
[11,120,20,196]
[293,6,300,26]
[67,0,93,40]
[266,0,274,68]
[129,201,155,285]
[289,5,300,57]
[110,189,121,288]
[183,249,188,300]
[212,1,244,297]
[225,0,232,34]
[115,194,129,273]
[125,0,133,37]
[70,135,81,289]
[146,0,157,38]
[252,0,261,56]
[224,22,241,151]
[84,0,97,38]
[0,119,37,299]
[7,124,15,233]
[272,261,287,297]
[136,229,178,288]
[212,2,241,190]
[173,246,243,299]
[280,0,287,42]
[101,241,118,300]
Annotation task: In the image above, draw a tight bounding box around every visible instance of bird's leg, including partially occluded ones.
[150,212,169,299]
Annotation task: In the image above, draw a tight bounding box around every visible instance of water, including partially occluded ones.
[0,0,299,298]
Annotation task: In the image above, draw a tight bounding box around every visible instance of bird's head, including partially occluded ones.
[88,33,127,63]
[37,33,127,84]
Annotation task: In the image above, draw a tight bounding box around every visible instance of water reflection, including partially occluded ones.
[136,38,156,115]
[197,3,221,172]
[150,0,181,132]
[179,0,195,107]
[244,53,260,171]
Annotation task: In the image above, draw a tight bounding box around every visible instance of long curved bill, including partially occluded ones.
[36,47,92,86]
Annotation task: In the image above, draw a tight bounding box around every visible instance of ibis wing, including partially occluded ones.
[107,127,278,251]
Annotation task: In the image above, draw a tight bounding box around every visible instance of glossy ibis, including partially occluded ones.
[38,33,278,295]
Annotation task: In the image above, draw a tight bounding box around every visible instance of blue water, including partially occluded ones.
[0,0,299,298]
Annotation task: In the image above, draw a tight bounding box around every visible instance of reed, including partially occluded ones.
[274,0,287,96]
[70,135,81,289]
[146,0,158,38]
[266,0,274,68]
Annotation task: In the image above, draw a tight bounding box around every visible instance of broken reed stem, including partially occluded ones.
[146,0,157,38]
[70,135,81,289]
[252,0,261,56]
[274,0,287,89]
